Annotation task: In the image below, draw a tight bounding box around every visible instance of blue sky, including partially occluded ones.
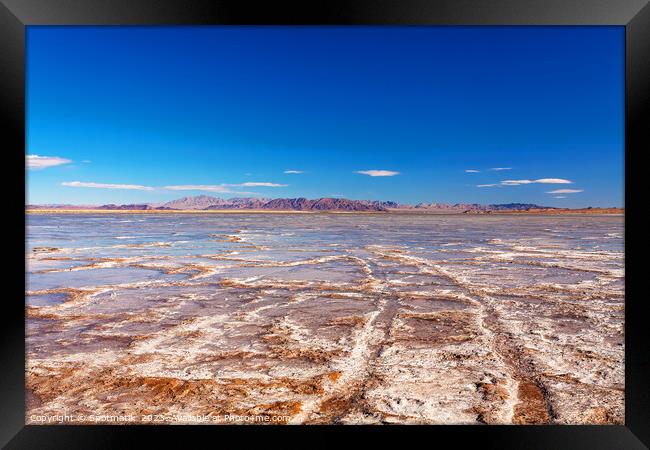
[27,26,624,207]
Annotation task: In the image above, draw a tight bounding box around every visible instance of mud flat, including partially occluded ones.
[26,214,624,424]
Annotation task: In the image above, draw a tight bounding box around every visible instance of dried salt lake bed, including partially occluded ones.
[25,213,624,424]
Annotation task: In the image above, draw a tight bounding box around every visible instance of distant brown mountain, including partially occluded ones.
[204,197,269,210]
[161,195,259,210]
[262,197,386,211]
[408,202,554,213]
[97,204,156,210]
[162,196,389,211]
[27,196,581,213]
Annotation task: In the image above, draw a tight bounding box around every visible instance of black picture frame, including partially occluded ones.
[2,0,647,448]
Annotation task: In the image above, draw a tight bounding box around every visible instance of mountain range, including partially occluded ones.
[27,195,556,213]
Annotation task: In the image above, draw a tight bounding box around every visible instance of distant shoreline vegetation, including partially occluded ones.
[26,195,623,215]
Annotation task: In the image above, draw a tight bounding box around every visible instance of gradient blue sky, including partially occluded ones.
[27,26,624,207]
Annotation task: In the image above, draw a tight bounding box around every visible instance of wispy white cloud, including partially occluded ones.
[500,180,534,185]
[546,189,583,194]
[354,170,400,177]
[477,178,574,188]
[501,178,573,186]
[164,182,286,192]
[490,167,512,171]
[534,178,573,184]
[554,196,567,199]
[236,182,287,187]
[27,155,72,169]
[62,181,154,191]
[465,169,480,173]
[284,170,304,174]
